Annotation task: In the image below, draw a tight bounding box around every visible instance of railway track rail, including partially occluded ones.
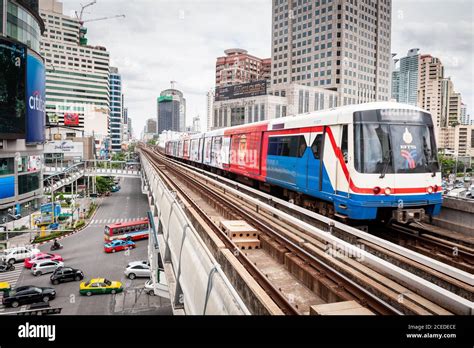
[140,146,474,315]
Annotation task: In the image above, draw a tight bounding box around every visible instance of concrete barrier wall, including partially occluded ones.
[430,197,474,237]
[141,154,249,315]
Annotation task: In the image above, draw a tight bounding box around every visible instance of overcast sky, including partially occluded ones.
[61,0,473,137]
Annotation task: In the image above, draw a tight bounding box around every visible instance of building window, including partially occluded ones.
[18,173,40,195]
[260,104,265,121]
[0,158,14,176]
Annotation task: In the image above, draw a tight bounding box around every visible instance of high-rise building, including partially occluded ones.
[39,0,110,147]
[271,0,392,105]
[396,48,420,105]
[109,67,122,153]
[157,89,186,133]
[206,89,214,131]
[192,116,201,133]
[418,54,444,127]
[460,103,470,126]
[145,118,157,134]
[0,0,46,220]
[390,54,400,101]
[215,49,271,87]
[127,117,133,140]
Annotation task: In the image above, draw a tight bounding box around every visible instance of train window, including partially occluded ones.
[341,125,348,163]
[311,134,323,159]
[268,136,306,158]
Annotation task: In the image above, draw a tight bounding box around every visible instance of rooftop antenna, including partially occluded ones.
[170,81,177,90]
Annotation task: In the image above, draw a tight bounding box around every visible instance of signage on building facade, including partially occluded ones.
[215,80,267,102]
[0,38,27,139]
[26,51,46,144]
[64,113,79,126]
[27,155,42,172]
[44,140,84,155]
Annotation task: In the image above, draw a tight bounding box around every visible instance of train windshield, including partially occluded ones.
[354,123,439,174]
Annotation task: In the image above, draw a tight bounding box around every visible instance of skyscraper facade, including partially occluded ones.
[39,0,110,138]
[397,48,419,105]
[157,89,186,134]
[418,54,445,128]
[109,66,122,152]
[270,0,392,105]
[0,0,46,220]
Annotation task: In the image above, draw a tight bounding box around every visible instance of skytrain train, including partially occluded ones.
[164,102,442,223]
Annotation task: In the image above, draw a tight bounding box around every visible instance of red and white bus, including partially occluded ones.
[104,219,149,242]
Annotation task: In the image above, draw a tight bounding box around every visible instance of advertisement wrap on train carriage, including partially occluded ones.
[26,50,46,144]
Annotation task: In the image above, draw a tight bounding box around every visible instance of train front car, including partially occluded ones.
[345,104,442,223]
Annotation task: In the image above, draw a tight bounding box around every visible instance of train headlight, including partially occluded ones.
[427,186,434,194]
[384,187,392,195]
[373,187,381,195]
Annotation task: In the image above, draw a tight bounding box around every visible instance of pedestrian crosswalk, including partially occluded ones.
[90,217,147,225]
[0,265,25,311]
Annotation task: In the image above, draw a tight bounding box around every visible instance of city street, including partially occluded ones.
[0,178,172,315]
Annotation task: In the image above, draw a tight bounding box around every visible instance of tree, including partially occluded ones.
[147,139,157,146]
[96,176,114,194]
[438,154,455,176]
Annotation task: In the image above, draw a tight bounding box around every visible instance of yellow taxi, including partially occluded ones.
[79,278,123,296]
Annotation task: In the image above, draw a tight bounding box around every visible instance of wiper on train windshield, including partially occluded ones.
[379,149,392,179]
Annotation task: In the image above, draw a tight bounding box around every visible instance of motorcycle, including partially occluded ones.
[50,243,63,251]
[0,262,15,272]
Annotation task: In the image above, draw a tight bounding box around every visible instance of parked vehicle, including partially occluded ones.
[2,286,56,308]
[124,263,150,279]
[50,267,84,285]
[143,271,169,299]
[79,278,123,296]
[31,260,64,276]
[446,188,467,198]
[24,253,63,269]
[104,239,136,253]
[0,247,40,264]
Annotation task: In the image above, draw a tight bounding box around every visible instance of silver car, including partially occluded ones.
[124,263,150,279]
[32,260,64,276]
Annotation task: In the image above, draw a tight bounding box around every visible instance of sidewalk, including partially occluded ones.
[2,197,100,248]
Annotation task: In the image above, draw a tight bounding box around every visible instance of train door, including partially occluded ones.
[306,131,324,195]
[334,125,350,198]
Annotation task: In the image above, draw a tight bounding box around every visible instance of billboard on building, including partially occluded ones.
[26,51,46,144]
[27,155,42,172]
[0,176,15,199]
[64,113,79,126]
[0,38,27,139]
[44,140,84,156]
[215,80,267,102]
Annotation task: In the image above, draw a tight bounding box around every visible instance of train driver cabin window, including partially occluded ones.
[311,134,323,159]
[341,125,348,163]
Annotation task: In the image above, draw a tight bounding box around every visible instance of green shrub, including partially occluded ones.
[74,220,85,229]
[33,230,72,244]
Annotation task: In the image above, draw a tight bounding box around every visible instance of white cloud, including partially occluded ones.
[60,0,474,136]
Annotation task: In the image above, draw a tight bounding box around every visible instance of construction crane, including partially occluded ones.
[75,0,97,22]
[82,14,126,24]
[75,1,125,46]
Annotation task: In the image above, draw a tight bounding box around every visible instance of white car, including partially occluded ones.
[144,272,169,299]
[0,246,40,264]
[124,263,150,279]
[31,260,64,276]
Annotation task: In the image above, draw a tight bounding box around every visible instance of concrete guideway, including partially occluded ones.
[141,148,474,316]
[141,154,250,315]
